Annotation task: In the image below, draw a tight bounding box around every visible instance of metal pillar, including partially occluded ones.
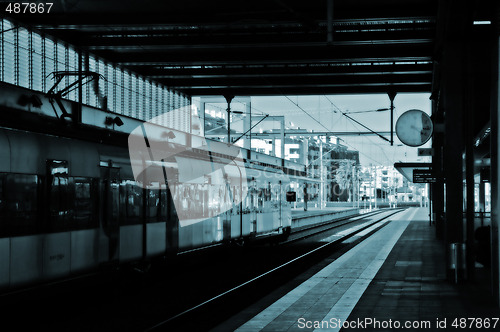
[224,94,234,143]
[374,166,377,209]
[465,86,475,281]
[465,18,476,281]
[431,99,445,239]
[244,102,252,150]
[320,139,324,209]
[490,1,500,304]
[77,50,83,124]
[199,101,206,137]
[388,91,397,146]
[440,0,467,282]
[280,116,285,159]
[271,137,275,156]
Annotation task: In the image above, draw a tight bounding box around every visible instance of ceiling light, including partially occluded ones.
[473,21,491,25]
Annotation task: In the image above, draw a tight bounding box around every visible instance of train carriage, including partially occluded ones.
[0,125,293,291]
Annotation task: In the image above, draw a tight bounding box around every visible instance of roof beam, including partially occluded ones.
[100,43,432,66]
[179,83,432,96]
[136,63,432,78]
[157,72,432,87]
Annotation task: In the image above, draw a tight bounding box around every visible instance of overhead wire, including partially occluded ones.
[321,95,385,165]
[280,94,383,165]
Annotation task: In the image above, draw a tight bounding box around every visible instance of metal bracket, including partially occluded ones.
[46,71,104,121]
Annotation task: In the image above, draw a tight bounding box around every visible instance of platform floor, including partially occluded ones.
[227,208,500,331]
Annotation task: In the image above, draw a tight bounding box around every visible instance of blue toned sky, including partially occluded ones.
[250,93,432,166]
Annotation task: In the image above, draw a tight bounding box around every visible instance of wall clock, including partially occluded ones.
[395,109,433,147]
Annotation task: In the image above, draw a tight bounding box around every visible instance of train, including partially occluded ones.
[0,123,296,291]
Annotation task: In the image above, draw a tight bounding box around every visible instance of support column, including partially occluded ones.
[320,138,324,209]
[441,0,467,281]
[271,137,275,157]
[77,50,83,124]
[280,116,285,159]
[465,74,476,281]
[199,101,206,137]
[243,101,252,150]
[224,94,234,143]
[388,91,397,146]
[490,2,500,305]
[431,97,445,239]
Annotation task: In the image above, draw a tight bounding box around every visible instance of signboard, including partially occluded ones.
[413,169,437,183]
[418,148,434,156]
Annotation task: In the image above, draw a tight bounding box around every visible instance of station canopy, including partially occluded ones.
[9,0,437,97]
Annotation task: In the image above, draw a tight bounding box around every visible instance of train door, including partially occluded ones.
[44,160,72,279]
[222,179,232,241]
[250,179,257,234]
[100,162,120,264]
[279,180,282,228]
[164,181,179,256]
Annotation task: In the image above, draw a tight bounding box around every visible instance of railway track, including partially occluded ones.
[144,208,404,332]
[286,208,401,243]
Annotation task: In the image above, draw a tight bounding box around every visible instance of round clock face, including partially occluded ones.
[395,109,433,147]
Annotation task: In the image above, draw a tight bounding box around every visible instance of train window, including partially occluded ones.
[49,175,74,232]
[273,185,279,202]
[264,182,272,202]
[48,160,69,176]
[74,178,97,229]
[0,175,5,237]
[3,174,39,236]
[120,182,142,225]
[208,184,220,217]
[286,191,297,202]
[159,184,169,221]
[147,188,160,222]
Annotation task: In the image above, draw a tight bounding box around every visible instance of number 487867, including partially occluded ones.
[5,2,53,14]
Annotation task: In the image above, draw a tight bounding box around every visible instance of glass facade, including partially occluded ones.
[0,18,191,131]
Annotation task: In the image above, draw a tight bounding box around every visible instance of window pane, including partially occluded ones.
[3,21,16,85]
[56,43,68,91]
[0,175,5,237]
[138,78,144,120]
[160,89,166,126]
[120,182,142,225]
[106,63,114,113]
[3,174,38,237]
[144,80,151,120]
[32,33,43,92]
[123,71,131,117]
[49,176,74,232]
[160,185,168,221]
[66,47,79,101]
[44,38,55,92]
[115,68,122,114]
[130,74,137,118]
[74,178,97,229]
[147,189,160,221]
[88,56,98,107]
[18,28,30,89]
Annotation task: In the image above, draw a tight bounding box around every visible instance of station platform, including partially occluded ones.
[225,208,500,331]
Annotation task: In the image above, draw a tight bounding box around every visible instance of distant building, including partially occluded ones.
[285,135,360,203]
[359,165,426,204]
